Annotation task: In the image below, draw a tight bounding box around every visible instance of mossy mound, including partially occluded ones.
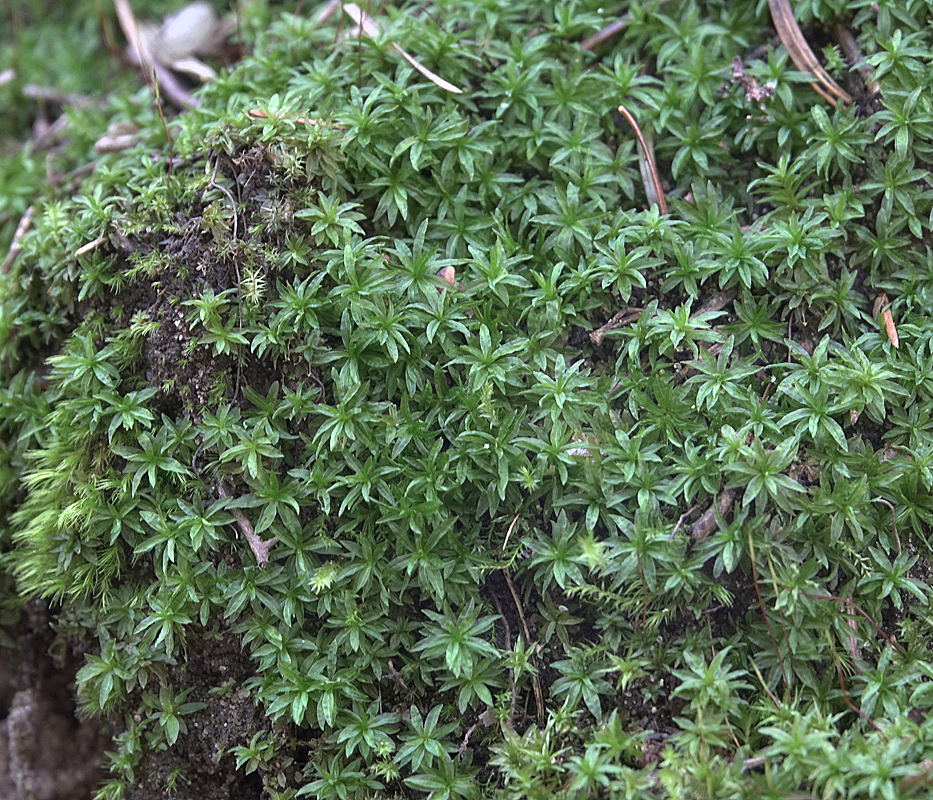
[3,1,933,798]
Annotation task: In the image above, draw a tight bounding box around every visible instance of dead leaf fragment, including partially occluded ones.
[136,1,231,82]
[95,121,141,153]
[691,489,735,542]
[437,265,458,288]
[731,57,776,106]
[873,292,899,348]
[900,760,933,794]
[114,0,196,107]
[115,0,233,107]
[155,1,228,63]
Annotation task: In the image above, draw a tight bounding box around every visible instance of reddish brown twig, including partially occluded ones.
[872,497,901,556]
[581,18,631,51]
[749,533,789,689]
[800,591,906,658]
[828,635,887,740]
[617,103,666,214]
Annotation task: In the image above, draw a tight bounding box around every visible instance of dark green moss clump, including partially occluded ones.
[3,0,933,798]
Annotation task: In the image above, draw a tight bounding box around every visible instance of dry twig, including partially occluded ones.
[386,660,411,693]
[501,569,545,724]
[833,22,881,97]
[490,592,517,723]
[217,482,279,566]
[589,306,644,346]
[1,205,34,274]
[458,708,496,757]
[872,497,901,556]
[502,512,520,551]
[580,0,673,51]
[617,103,666,215]
[669,502,701,541]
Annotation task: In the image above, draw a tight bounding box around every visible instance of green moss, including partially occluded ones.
[3,0,933,797]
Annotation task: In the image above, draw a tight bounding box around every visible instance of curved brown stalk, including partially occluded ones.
[617,103,666,215]
[768,0,853,107]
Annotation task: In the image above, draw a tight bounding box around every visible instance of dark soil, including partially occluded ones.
[0,601,106,800]
[117,628,269,800]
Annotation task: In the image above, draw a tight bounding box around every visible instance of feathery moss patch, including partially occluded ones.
[2,0,933,798]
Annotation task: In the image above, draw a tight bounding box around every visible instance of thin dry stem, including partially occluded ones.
[502,512,520,551]
[502,569,545,724]
[1,205,34,274]
[217,482,279,566]
[828,634,887,740]
[872,497,901,556]
[617,103,666,214]
[748,532,790,689]
[580,0,673,50]
[833,22,881,96]
[768,0,853,106]
[491,592,517,723]
[589,306,644,346]
[339,3,463,94]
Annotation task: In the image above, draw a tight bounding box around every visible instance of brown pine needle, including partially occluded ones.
[768,0,853,107]
[617,103,666,215]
